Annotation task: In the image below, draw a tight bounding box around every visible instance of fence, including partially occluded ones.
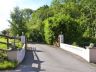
[0,34,20,49]
[0,34,26,63]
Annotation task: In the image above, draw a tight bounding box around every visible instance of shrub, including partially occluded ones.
[88,43,94,48]
[0,60,17,70]
[76,37,96,47]
[44,17,55,44]
[44,14,81,44]
[72,42,78,46]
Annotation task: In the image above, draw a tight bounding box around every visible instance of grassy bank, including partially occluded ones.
[0,60,17,70]
[0,37,22,50]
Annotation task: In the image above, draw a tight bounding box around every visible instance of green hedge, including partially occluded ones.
[44,14,81,45]
[72,37,96,47]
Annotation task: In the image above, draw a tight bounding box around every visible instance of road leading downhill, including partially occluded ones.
[3,43,96,72]
[27,44,96,72]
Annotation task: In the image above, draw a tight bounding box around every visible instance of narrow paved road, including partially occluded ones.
[3,43,96,72]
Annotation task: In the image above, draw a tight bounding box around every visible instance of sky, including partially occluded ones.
[0,0,52,31]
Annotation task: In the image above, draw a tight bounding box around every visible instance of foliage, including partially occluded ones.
[0,60,17,70]
[47,0,96,45]
[88,43,94,48]
[1,30,7,35]
[72,42,78,46]
[8,0,96,46]
[0,44,7,49]
[15,40,23,48]
[0,38,7,49]
[0,37,22,49]
[44,14,81,44]
[26,5,52,42]
[9,7,33,36]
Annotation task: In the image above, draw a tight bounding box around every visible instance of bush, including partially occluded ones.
[0,44,7,49]
[44,17,55,44]
[72,42,78,46]
[0,60,17,70]
[44,14,81,45]
[76,37,96,47]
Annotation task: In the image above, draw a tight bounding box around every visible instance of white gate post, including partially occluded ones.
[59,33,64,43]
[21,32,25,44]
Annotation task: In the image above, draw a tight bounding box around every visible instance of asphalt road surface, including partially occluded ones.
[2,43,96,72]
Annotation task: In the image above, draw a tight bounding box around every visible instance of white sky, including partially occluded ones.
[0,0,51,31]
[0,0,22,31]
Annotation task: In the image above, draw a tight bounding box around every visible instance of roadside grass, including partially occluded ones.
[0,44,7,49]
[0,37,22,70]
[0,60,17,70]
[0,37,22,49]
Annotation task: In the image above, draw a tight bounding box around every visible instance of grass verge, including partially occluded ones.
[0,60,17,70]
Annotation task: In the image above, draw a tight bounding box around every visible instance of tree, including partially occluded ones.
[21,8,33,22]
[44,14,81,44]
[1,30,7,35]
[8,0,96,45]
[8,7,33,36]
[79,0,96,37]
[8,7,25,35]
[27,5,52,42]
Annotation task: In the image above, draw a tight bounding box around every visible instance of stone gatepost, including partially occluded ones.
[21,32,25,44]
[58,32,64,47]
[21,32,27,49]
[58,33,64,43]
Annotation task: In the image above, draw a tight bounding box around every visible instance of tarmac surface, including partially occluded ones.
[2,43,96,72]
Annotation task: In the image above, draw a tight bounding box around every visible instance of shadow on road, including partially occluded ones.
[15,47,45,72]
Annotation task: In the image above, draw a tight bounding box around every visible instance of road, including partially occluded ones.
[3,43,96,72]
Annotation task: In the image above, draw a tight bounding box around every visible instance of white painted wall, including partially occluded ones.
[59,33,96,63]
[17,44,25,63]
[58,34,64,43]
[7,34,26,64]
[60,43,91,62]
[7,44,25,63]
[21,36,25,44]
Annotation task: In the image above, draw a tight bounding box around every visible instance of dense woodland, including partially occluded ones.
[3,0,96,46]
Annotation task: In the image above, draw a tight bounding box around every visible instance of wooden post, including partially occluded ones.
[25,37,27,50]
[14,36,16,49]
[6,32,9,49]
[7,37,9,49]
